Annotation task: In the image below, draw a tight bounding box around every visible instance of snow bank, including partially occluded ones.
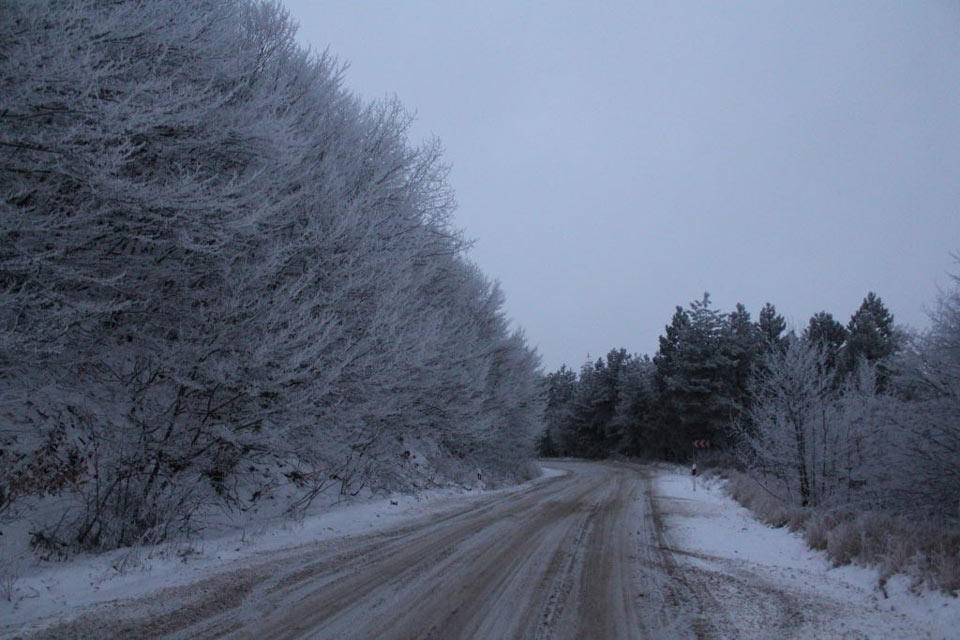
[653,466,959,639]
[0,464,562,637]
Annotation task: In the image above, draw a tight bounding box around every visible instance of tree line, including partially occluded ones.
[0,0,542,553]
[539,282,959,518]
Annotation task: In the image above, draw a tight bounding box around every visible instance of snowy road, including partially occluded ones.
[16,461,949,639]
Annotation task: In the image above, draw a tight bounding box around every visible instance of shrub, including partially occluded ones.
[804,512,831,550]
[723,470,807,529]
[727,473,960,595]
[826,520,862,566]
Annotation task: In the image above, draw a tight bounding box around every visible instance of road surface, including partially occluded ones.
[25,461,933,639]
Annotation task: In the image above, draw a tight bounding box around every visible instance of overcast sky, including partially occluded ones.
[283,1,960,371]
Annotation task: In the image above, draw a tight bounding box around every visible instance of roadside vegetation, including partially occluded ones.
[540,264,960,594]
[713,467,960,595]
[0,0,542,570]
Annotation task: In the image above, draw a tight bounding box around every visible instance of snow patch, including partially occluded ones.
[0,464,560,637]
[653,467,959,639]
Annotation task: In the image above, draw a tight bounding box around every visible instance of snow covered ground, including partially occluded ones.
[653,467,959,639]
[2,462,957,639]
[0,467,565,638]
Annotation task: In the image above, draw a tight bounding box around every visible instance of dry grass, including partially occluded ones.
[826,519,861,567]
[0,565,19,602]
[721,470,809,531]
[720,470,960,595]
[0,552,24,602]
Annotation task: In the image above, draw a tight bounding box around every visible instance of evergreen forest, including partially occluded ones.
[539,286,960,519]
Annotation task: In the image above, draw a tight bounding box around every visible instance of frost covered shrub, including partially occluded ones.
[896,524,960,594]
[855,512,904,567]
[723,470,807,530]
[921,544,960,594]
[826,520,862,566]
[785,507,810,533]
[0,0,542,553]
[797,508,960,594]
[720,260,960,593]
[804,513,831,551]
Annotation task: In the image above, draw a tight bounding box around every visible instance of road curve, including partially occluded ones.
[25,460,937,639]
[31,460,692,639]
[207,461,660,639]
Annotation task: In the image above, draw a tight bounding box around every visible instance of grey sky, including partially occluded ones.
[283,1,960,371]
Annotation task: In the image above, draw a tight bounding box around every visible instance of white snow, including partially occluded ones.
[0,465,566,637]
[653,467,960,639]
[4,463,955,639]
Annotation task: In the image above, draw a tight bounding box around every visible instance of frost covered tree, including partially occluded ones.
[0,0,543,551]
[876,266,960,517]
[737,337,878,508]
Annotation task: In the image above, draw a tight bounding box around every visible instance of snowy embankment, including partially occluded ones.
[653,466,959,639]
[5,463,957,639]
[0,466,566,638]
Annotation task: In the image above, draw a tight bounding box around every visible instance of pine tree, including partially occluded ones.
[726,303,760,423]
[803,311,847,372]
[653,294,736,459]
[757,302,787,352]
[653,306,691,393]
[683,293,738,444]
[652,306,691,458]
[562,351,633,458]
[563,359,608,458]
[541,366,578,455]
[611,355,656,456]
[846,292,897,363]
[843,292,898,387]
